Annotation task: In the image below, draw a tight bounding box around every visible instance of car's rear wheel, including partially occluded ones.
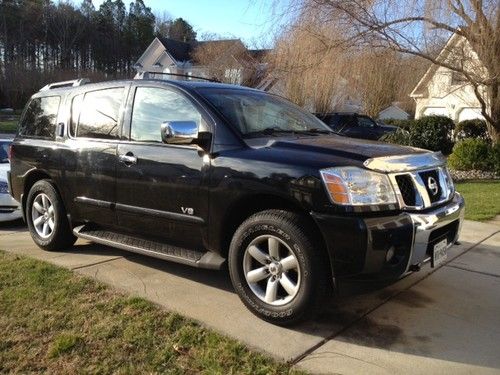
[26,180,76,251]
[228,209,329,325]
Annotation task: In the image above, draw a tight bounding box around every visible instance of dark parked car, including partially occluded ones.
[316,112,397,140]
[9,77,464,325]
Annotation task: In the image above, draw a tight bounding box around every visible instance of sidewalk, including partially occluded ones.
[1,220,499,374]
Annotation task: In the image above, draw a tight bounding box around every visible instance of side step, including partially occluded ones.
[73,225,225,270]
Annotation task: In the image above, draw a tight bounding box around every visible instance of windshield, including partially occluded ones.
[199,88,332,137]
[0,141,11,163]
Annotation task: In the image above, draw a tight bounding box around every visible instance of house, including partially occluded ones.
[410,33,486,122]
[378,104,410,120]
[134,37,268,86]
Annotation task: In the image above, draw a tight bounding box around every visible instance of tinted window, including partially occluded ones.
[358,116,375,128]
[18,96,60,139]
[130,87,201,142]
[0,140,11,163]
[323,115,341,126]
[76,88,124,139]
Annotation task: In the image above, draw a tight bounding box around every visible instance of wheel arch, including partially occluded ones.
[22,170,58,220]
[219,193,335,286]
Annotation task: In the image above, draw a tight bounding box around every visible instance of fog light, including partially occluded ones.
[386,246,396,262]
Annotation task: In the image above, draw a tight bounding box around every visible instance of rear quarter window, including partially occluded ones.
[18,96,61,139]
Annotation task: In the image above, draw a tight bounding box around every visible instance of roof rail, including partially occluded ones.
[39,78,90,91]
[134,71,220,83]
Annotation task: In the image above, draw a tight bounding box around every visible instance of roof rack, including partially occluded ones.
[39,78,90,91]
[134,71,220,83]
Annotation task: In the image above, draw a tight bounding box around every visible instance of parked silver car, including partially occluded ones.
[0,139,22,222]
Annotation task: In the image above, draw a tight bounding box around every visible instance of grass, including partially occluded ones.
[456,180,500,221]
[0,119,18,133]
[0,251,302,374]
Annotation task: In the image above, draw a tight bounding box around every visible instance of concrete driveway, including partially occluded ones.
[1,219,499,374]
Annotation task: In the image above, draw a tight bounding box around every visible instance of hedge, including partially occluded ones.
[448,138,499,173]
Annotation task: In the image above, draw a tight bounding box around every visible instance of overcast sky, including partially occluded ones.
[90,0,292,47]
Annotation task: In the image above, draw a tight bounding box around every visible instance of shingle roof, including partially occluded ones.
[156,37,249,64]
[157,37,192,62]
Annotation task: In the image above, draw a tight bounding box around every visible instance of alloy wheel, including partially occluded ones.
[243,235,301,306]
[31,193,55,238]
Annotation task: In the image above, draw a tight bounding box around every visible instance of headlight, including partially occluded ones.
[320,167,397,206]
[0,181,8,194]
[443,167,455,195]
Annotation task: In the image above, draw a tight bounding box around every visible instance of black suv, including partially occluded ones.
[8,78,464,325]
[316,112,397,140]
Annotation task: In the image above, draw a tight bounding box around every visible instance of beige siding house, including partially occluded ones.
[134,37,268,86]
[410,33,487,122]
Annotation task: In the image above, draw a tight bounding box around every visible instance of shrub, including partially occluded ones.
[492,143,500,174]
[380,128,411,145]
[409,115,455,155]
[448,138,497,171]
[455,119,489,142]
[380,118,416,130]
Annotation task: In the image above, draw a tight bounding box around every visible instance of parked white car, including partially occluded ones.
[0,139,22,222]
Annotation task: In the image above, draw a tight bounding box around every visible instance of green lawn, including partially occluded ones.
[0,119,18,133]
[0,251,301,374]
[456,181,500,221]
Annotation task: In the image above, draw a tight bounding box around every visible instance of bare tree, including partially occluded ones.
[352,50,429,117]
[285,0,500,141]
[192,38,252,84]
[268,12,353,112]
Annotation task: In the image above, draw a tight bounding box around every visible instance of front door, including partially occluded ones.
[115,85,210,249]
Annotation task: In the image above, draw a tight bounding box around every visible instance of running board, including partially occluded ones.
[73,225,225,270]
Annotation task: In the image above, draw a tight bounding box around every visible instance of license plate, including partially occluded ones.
[432,239,448,267]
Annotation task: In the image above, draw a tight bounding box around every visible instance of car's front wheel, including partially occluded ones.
[26,180,76,251]
[228,209,329,325]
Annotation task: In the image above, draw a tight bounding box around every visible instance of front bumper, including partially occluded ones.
[312,192,465,280]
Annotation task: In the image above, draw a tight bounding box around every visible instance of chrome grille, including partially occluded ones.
[395,175,416,206]
[389,167,453,210]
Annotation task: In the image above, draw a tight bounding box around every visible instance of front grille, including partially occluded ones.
[390,167,451,210]
[395,175,416,206]
[419,170,442,203]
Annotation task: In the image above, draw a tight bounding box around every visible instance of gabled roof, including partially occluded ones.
[410,33,462,98]
[157,37,192,62]
[247,49,271,63]
[155,37,248,64]
[379,104,409,117]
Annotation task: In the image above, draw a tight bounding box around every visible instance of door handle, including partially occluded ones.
[118,153,137,165]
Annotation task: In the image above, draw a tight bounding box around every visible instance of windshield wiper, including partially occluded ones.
[295,128,333,135]
[244,127,297,137]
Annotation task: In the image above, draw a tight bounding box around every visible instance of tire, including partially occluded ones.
[26,180,76,251]
[228,209,329,325]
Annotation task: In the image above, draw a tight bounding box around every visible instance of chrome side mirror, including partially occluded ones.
[161,121,198,145]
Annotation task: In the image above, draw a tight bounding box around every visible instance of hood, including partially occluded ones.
[246,134,426,163]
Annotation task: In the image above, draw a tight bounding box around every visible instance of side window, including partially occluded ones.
[18,96,60,139]
[358,116,376,128]
[76,87,124,139]
[130,87,201,142]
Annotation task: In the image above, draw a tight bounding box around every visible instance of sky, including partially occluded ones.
[91,0,293,47]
